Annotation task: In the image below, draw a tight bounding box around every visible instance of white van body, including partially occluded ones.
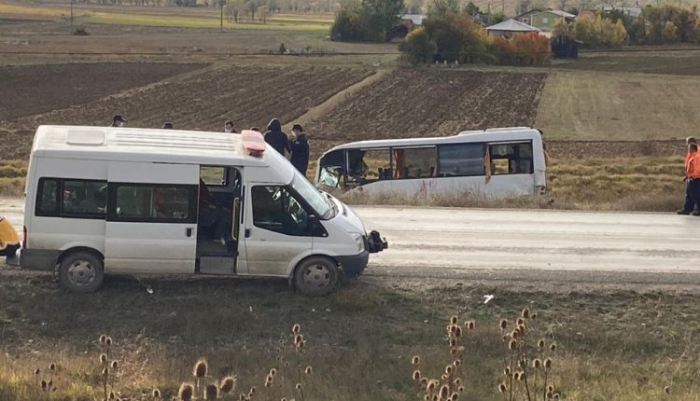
[314,128,547,198]
[21,126,386,294]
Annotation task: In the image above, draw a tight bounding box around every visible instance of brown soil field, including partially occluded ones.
[0,63,372,159]
[304,69,547,155]
[0,62,207,121]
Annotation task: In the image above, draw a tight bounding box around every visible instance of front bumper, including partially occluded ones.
[336,251,369,278]
[366,230,388,253]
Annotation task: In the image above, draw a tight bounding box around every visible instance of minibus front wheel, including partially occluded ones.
[294,256,340,296]
[58,251,104,293]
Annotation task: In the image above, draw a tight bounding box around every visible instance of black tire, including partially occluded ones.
[58,251,104,293]
[294,256,340,296]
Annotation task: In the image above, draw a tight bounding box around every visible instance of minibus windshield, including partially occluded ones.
[290,171,334,219]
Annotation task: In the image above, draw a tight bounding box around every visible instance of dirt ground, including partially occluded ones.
[0,62,207,121]
[304,69,547,154]
[0,63,372,159]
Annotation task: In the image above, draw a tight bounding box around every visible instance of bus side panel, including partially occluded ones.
[26,157,107,254]
[353,175,536,198]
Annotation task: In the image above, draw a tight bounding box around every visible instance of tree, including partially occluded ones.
[225,0,244,22]
[257,4,269,22]
[399,26,438,64]
[359,0,404,41]
[552,18,573,39]
[662,20,678,42]
[463,1,479,15]
[423,11,489,63]
[490,11,505,24]
[429,0,459,16]
[330,7,366,41]
[245,0,257,21]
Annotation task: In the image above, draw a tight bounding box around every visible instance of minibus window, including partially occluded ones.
[110,184,197,223]
[252,186,312,236]
[200,167,227,186]
[36,178,59,216]
[290,172,333,219]
[437,144,485,177]
[488,142,534,175]
[63,180,107,217]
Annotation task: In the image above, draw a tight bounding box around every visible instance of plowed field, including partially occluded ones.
[1,64,372,159]
[304,69,547,153]
[0,62,207,121]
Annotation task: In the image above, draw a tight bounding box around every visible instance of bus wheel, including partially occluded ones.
[294,257,339,296]
[59,251,104,293]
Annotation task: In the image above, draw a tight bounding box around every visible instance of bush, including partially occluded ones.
[399,27,438,64]
[73,26,89,36]
[489,36,518,65]
[571,15,626,47]
[511,32,551,65]
[423,12,489,63]
[330,8,366,41]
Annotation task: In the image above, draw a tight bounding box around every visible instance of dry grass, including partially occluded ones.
[332,155,686,213]
[2,270,700,400]
[536,70,700,141]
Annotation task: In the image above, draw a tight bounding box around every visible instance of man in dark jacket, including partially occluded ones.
[289,123,310,176]
[264,118,290,156]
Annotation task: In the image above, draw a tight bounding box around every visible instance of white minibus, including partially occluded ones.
[20,126,387,295]
[315,128,547,197]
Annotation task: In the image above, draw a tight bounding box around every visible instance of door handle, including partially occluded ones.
[245,229,251,238]
[185,228,193,237]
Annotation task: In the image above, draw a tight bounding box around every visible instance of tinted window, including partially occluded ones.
[111,184,196,223]
[36,178,106,218]
[36,178,58,216]
[437,144,486,177]
[62,180,107,217]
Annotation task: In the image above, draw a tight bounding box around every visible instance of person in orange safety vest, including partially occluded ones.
[678,137,698,215]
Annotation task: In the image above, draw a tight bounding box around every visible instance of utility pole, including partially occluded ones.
[220,0,224,32]
[70,0,74,32]
[502,0,505,14]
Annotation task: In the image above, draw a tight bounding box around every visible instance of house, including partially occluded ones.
[400,14,426,28]
[513,9,542,26]
[386,14,426,42]
[485,18,540,38]
[577,10,596,19]
[530,10,576,32]
[601,5,642,18]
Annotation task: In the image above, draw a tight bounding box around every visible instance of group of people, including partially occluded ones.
[109,115,310,176]
[678,136,700,216]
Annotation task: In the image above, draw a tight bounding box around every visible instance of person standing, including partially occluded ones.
[224,120,236,133]
[678,137,698,215]
[686,143,700,216]
[264,118,290,156]
[111,115,126,127]
[289,123,310,176]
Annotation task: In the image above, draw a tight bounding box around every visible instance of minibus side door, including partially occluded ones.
[105,162,199,274]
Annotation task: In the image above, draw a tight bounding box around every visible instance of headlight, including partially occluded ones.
[351,233,364,252]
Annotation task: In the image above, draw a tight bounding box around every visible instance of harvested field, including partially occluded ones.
[0,62,207,121]
[1,64,373,159]
[553,50,700,76]
[305,69,547,154]
[536,71,700,141]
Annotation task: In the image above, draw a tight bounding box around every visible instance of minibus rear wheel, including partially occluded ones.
[58,251,104,293]
[294,256,340,296]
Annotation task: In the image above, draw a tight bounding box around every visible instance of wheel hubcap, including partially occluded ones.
[67,260,96,287]
[302,264,331,288]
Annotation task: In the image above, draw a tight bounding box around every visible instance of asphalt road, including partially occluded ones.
[4,198,700,289]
